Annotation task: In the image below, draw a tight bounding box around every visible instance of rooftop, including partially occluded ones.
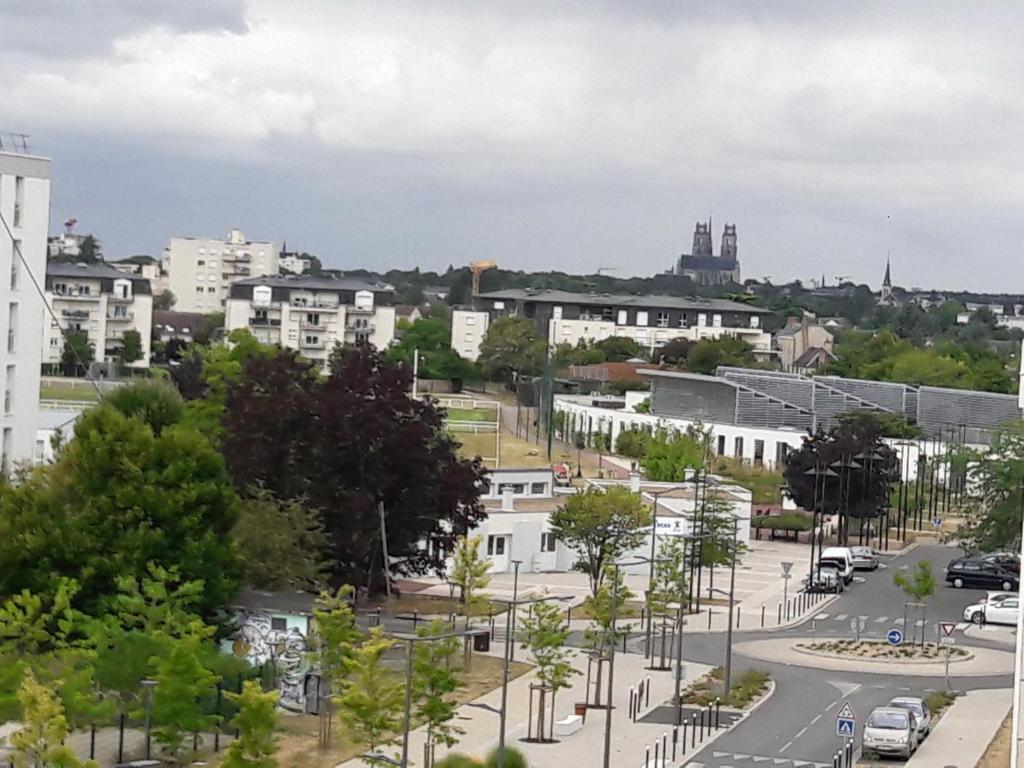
[476,288,766,313]
[233,274,394,293]
[47,261,152,283]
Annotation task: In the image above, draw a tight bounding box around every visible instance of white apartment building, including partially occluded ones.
[452,289,772,361]
[42,263,154,369]
[0,150,49,473]
[451,309,489,361]
[110,255,168,296]
[164,228,277,313]
[224,275,396,369]
[278,253,311,275]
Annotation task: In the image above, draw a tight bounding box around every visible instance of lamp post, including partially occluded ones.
[141,678,157,759]
[508,560,522,662]
[805,464,838,577]
[830,456,862,546]
[645,488,676,659]
[706,519,740,697]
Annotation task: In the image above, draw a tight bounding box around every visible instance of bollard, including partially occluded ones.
[699,708,704,739]
[707,701,714,731]
[662,732,667,763]
[645,746,650,768]
[672,726,678,760]
[622,632,628,653]
[736,605,741,628]
[566,606,572,624]
[645,675,651,709]
[118,712,125,762]
[682,721,688,755]
[833,752,840,768]
[89,725,96,759]
[629,688,635,721]
[708,607,713,630]
[778,602,782,624]
[761,604,766,628]
[691,713,697,748]
[193,732,199,752]
[654,740,660,767]
[715,697,721,728]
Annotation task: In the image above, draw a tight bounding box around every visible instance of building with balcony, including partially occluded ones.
[0,148,49,474]
[452,288,771,361]
[163,228,277,312]
[224,274,396,368]
[110,254,168,296]
[42,262,154,369]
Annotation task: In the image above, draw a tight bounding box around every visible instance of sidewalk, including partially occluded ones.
[340,647,715,768]
[904,688,1011,767]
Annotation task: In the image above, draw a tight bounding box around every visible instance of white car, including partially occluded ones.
[819,547,855,585]
[982,590,1017,606]
[863,707,919,759]
[964,595,1020,625]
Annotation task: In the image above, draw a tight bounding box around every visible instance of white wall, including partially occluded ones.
[166,232,277,312]
[0,152,49,472]
[451,309,489,361]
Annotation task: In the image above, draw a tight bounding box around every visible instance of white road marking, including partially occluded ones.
[811,713,822,724]
[874,616,888,623]
[814,613,829,620]
[780,740,793,752]
[834,614,848,621]
[825,700,838,711]
[795,726,808,738]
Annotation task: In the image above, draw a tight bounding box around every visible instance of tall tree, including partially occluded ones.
[151,637,219,759]
[519,601,577,742]
[9,669,98,768]
[549,487,649,598]
[413,621,463,767]
[957,422,1024,552]
[153,290,176,311]
[309,587,361,705]
[388,317,474,382]
[685,336,756,375]
[77,234,103,263]
[477,316,546,383]
[61,331,95,375]
[582,565,635,658]
[449,536,492,613]
[640,427,710,482]
[221,345,487,592]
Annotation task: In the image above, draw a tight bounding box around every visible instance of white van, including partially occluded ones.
[819,547,855,585]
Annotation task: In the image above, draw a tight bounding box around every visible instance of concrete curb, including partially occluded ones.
[792,641,974,666]
[679,679,777,766]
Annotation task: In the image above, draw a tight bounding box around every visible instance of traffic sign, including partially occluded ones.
[836,701,855,720]
[781,561,793,576]
[836,718,856,737]
[940,622,956,637]
[886,628,904,646]
[940,636,955,646]
[850,616,867,634]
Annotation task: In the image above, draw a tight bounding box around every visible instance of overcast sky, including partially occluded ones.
[1,1,1021,290]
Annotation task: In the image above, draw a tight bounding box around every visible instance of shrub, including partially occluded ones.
[486,746,529,768]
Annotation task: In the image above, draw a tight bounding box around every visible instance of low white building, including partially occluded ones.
[451,309,489,361]
[43,262,154,369]
[110,254,168,296]
[278,253,312,275]
[224,274,396,369]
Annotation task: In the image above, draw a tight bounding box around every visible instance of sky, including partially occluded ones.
[1,1,1021,291]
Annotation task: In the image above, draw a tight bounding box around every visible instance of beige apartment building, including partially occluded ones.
[164,228,276,312]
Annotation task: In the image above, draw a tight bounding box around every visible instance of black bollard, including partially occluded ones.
[761,604,766,627]
[715,697,721,728]
[691,713,697,748]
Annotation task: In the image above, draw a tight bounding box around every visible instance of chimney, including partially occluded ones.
[502,487,515,511]
[629,471,641,493]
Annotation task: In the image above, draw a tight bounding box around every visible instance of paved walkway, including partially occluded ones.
[339,647,716,768]
[904,687,1011,767]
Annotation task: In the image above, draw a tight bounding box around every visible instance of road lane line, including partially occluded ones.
[811,713,822,724]
[796,726,808,738]
[780,740,793,752]
[825,700,838,711]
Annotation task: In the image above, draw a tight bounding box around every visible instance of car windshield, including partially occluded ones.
[852,547,871,555]
[867,712,909,729]
[891,700,923,716]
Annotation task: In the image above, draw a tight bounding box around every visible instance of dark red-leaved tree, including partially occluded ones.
[783,412,898,542]
[221,345,488,593]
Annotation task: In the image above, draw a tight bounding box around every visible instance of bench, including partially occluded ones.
[553,714,584,736]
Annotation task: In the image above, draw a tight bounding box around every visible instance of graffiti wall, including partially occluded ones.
[228,610,317,713]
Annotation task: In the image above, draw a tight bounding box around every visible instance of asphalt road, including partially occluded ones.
[586,542,1015,768]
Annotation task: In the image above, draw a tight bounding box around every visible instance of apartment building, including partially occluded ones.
[42,262,154,369]
[452,288,772,360]
[110,254,168,296]
[224,274,396,368]
[0,149,49,473]
[164,228,277,312]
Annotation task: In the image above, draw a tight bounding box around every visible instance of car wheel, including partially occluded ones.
[1002,580,1014,591]
[972,611,985,625]
[953,577,964,588]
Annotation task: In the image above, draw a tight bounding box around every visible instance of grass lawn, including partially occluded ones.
[978,712,1011,768]
[39,382,100,402]
[445,407,497,423]
[567,598,645,620]
[269,653,532,768]
[710,457,785,505]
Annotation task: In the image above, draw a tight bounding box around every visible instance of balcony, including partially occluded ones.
[107,311,134,322]
[61,309,91,320]
[53,291,100,302]
[299,338,326,350]
[249,317,282,327]
[345,323,375,333]
[347,305,375,315]
[300,321,328,332]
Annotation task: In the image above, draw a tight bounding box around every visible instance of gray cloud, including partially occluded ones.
[1,1,1021,291]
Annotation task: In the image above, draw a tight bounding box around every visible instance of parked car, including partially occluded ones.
[863,707,919,759]
[819,547,855,584]
[850,546,880,571]
[964,595,1020,626]
[888,696,932,740]
[806,563,843,593]
[982,590,1018,606]
[946,558,1019,591]
[982,552,1020,574]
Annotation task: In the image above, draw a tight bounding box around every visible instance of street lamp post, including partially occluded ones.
[508,560,522,662]
[141,679,157,759]
[602,563,622,768]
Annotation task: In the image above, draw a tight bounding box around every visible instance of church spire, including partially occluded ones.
[883,257,892,288]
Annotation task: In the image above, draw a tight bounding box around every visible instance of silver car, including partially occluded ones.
[850,546,880,571]
[863,707,919,759]
[888,696,931,739]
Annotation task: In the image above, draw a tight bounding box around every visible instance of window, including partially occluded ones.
[197,259,205,266]
[208,260,217,268]
[679,314,689,328]
[617,309,628,325]
[196,274,205,281]
[35,439,45,461]
[530,482,547,495]
[466,316,476,326]
[750,315,760,329]
[712,314,723,327]
[541,533,557,552]
[1,427,12,476]
[207,287,216,293]
[552,306,563,320]
[486,535,506,556]
[9,246,19,290]
[656,312,669,327]
[13,177,24,227]
[717,435,726,455]
[4,365,13,414]
[306,313,320,326]
[498,483,525,494]
[6,303,17,353]
[49,337,60,348]
[464,332,474,342]
[697,313,707,327]
[270,617,287,631]
[754,439,765,466]
[493,301,505,310]
[636,311,649,326]
[775,442,790,466]
[734,436,744,458]
[196,287,204,293]
[305,335,320,346]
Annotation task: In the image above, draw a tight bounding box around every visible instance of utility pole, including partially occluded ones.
[723,520,738,697]
[602,564,621,768]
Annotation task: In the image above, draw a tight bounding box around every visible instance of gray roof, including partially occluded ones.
[47,261,145,280]
[476,289,766,314]
[792,346,837,368]
[231,587,316,615]
[233,274,393,293]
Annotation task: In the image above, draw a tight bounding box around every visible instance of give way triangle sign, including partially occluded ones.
[836,701,855,720]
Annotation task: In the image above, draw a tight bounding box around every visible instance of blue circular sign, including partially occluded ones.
[886,628,903,646]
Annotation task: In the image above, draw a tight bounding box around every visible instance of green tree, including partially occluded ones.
[690,496,747,599]
[485,748,528,768]
[61,331,95,375]
[150,637,219,759]
[685,336,756,375]
[154,290,176,311]
[233,488,329,591]
[194,312,226,345]
[77,235,102,263]
[893,560,935,646]
[593,336,645,362]
[413,621,463,767]
[549,487,649,597]
[9,669,98,768]
[649,537,687,619]
[119,329,144,365]
[956,423,1024,553]
[615,427,649,459]
[582,565,635,658]
[309,586,360,702]
[388,317,474,381]
[449,536,492,616]
[519,601,577,741]
[0,579,86,657]
[221,681,280,768]
[104,379,184,435]
[477,316,546,383]
[338,628,405,766]
[640,427,710,481]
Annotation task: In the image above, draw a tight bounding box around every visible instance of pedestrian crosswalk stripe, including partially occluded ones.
[713,751,729,758]
[814,613,829,620]
[834,614,848,620]
[956,622,969,630]
[873,616,888,623]
[894,617,905,625]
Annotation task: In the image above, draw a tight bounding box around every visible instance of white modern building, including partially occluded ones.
[163,228,277,313]
[467,467,752,576]
[278,252,311,275]
[0,148,49,474]
[43,262,154,369]
[224,274,396,369]
[110,254,168,296]
[452,288,772,361]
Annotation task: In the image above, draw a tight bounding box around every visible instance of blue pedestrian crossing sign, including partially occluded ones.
[836,718,856,737]
[886,628,904,646]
